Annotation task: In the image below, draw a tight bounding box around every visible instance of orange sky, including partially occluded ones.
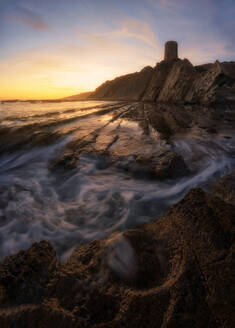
[1,0,234,100]
[0,23,161,100]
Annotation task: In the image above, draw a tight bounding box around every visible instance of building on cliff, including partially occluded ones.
[164,41,179,61]
[63,40,235,105]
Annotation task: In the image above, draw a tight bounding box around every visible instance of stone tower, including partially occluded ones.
[164,41,178,61]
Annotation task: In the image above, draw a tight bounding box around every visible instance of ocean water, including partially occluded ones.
[0,101,234,262]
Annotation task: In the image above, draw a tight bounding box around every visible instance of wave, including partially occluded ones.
[0,101,234,262]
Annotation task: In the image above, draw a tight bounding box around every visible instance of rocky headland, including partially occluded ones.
[65,41,235,106]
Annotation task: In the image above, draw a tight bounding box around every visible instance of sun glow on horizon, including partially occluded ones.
[0,85,90,101]
[1,0,234,101]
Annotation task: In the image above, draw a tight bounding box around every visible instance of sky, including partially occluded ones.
[1,0,235,100]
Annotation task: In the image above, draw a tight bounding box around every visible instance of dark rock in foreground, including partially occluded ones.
[0,173,234,327]
[213,170,235,205]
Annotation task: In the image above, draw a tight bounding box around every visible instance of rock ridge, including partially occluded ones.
[64,53,235,105]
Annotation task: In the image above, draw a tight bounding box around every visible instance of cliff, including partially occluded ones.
[64,42,235,105]
[89,66,154,101]
[61,91,93,101]
[66,59,235,105]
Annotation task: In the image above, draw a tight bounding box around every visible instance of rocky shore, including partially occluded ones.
[0,41,234,327]
[0,96,234,327]
[0,171,234,327]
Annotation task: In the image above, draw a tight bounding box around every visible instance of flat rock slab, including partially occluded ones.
[49,102,235,182]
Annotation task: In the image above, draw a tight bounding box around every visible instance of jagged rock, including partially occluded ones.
[114,150,190,180]
[157,58,195,103]
[144,59,235,104]
[142,60,175,102]
[0,178,234,327]
[213,170,235,205]
[0,241,57,305]
[63,43,235,105]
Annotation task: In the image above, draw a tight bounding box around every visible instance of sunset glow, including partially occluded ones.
[1,0,235,100]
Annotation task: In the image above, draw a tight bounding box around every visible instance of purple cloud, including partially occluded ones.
[7,4,49,31]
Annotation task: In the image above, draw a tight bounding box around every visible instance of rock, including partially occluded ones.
[0,286,6,304]
[49,152,78,171]
[206,127,217,134]
[144,59,235,104]
[213,170,235,205]
[153,150,190,179]
[64,66,154,102]
[90,66,154,101]
[61,91,93,101]
[157,58,196,103]
[0,178,234,327]
[0,241,57,305]
[142,60,174,102]
[134,150,190,179]
[64,43,235,105]
[111,149,190,180]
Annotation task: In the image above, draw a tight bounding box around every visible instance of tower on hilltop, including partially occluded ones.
[164,41,178,61]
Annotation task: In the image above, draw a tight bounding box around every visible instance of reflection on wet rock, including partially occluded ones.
[0,100,234,263]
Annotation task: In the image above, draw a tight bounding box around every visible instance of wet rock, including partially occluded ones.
[213,170,235,205]
[0,180,234,327]
[114,150,190,180]
[0,286,6,304]
[206,127,217,134]
[0,241,57,305]
[152,150,190,179]
[49,152,78,171]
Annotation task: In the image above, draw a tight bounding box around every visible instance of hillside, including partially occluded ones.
[63,41,235,105]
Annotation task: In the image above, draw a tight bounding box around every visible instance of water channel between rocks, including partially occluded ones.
[0,100,234,261]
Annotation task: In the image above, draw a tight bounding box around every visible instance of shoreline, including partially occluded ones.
[0,171,234,327]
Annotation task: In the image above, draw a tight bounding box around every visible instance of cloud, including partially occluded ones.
[1,8,234,100]
[6,4,49,31]
[112,18,160,49]
[182,39,235,64]
[0,17,161,99]
[147,0,179,9]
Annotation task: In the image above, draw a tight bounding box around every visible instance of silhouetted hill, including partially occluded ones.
[64,59,235,105]
[62,91,93,101]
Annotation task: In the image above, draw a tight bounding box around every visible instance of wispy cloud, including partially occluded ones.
[147,0,179,9]
[0,17,160,100]
[1,1,234,99]
[112,18,160,49]
[6,4,49,31]
[182,39,235,64]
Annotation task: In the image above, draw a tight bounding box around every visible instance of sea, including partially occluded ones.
[0,101,234,261]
